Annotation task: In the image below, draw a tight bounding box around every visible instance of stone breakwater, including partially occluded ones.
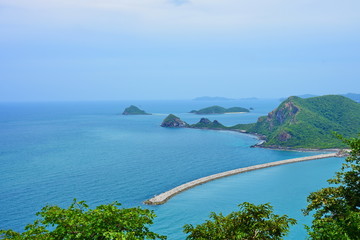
[144,152,339,205]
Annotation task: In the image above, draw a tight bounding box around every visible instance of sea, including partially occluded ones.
[0,99,344,239]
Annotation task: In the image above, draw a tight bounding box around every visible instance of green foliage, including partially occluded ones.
[123,105,150,115]
[233,95,360,149]
[191,106,249,114]
[304,135,360,239]
[225,107,250,113]
[0,199,166,240]
[183,202,296,240]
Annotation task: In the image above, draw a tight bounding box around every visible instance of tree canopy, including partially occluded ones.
[0,199,166,240]
[304,134,360,239]
[183,202,296,240]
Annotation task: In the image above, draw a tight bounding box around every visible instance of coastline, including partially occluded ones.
[144,152,341,205]
[224,112,247,114]
[189,126,345,153]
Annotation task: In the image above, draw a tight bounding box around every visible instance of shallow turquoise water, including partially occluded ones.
[0,100,343,239]
[150,157,343,239]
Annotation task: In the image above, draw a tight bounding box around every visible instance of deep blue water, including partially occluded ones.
[0,100,344,239]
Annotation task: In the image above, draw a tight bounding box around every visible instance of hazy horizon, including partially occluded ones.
[0,93,359,103]
[1,1,359,102]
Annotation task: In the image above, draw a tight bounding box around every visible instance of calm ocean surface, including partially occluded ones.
[0,99,344,239]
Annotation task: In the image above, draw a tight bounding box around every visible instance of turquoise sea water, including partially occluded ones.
[0,100,344,239]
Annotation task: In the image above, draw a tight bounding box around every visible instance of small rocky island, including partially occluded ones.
[161,114,188,127]
[122,105,151,115]
[161,114,227,130]
[190,105,249,114]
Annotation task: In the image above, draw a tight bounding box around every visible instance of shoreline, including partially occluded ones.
[189,126,345,153]
[144,152,341,205]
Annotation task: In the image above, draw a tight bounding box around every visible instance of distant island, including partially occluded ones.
[193,96,234,101]
[161,114,227,130]
[193,96,258,101]
[122,105,151,115]
[342,93,360,103]
[190,106,250,114]
[162,95,360,149]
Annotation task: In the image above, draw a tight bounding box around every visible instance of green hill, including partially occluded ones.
[233,95,360,149]
[122,105,150,115]
[190,106,249,114]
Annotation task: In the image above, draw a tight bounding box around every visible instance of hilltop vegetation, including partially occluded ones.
[233,95,360,149]
[280,93,360,103]
[190,105,249,114]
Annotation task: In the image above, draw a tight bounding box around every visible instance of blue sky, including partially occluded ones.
[0,0,359,101]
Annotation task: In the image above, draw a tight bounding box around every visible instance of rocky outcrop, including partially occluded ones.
[160,115,227,130]
[191,118,226,129]
[266,100,299,129]
[278,131,292,142]
[199,118,211,124]
[161,114,189,128]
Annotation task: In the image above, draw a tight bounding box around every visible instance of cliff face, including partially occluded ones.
[267,101,299,127]
[161,114,189,128]
[254,97,300,141]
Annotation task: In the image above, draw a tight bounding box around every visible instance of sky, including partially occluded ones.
[0,0,359,101]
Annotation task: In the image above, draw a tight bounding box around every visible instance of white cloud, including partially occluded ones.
[1,0,360,36]
[168,0,189,6]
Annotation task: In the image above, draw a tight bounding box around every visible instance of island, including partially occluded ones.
[161,114,188,127]
[162,95,360,149]
[122,105,151,115]
[190,106,250,114]
[342,93,360,103]
[193,96,234,101]
[161,114,229,130]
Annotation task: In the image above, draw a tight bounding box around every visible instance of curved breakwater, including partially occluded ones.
[144,152,339,205]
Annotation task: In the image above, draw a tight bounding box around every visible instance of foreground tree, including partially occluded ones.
[183,202,296,240]
[0,199,166,240]
[304,135,360,239]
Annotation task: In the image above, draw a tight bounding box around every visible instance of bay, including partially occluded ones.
[0,99,343,239]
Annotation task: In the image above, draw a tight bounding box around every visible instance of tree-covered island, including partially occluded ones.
[122,105,151,115]
[162,95,360,149]
[190,105,250,114]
